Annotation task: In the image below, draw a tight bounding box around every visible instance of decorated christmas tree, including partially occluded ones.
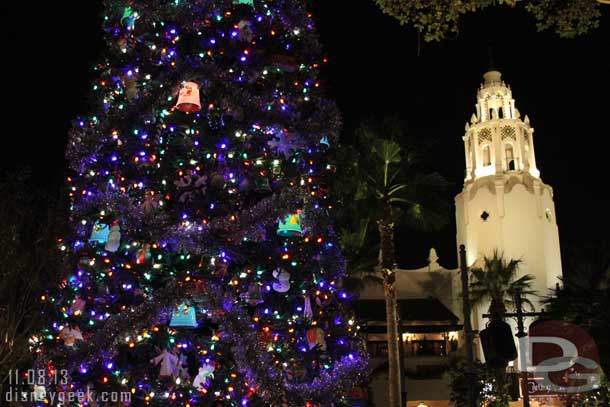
[34,0,368,406]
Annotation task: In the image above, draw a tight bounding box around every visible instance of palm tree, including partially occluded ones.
[335,117,449,407]
[469,251,535,404]
[469,251,536,322]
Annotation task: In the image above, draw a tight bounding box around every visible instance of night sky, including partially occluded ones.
[1,2,609,269]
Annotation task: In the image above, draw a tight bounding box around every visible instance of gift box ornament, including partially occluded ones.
[170,303,197,327]
[89,221,110,245]
[175,82,202,113]
[277,212,302,237]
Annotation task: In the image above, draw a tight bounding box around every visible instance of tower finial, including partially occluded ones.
[487,41,495,71]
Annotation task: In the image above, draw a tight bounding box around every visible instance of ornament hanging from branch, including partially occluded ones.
[70,296,86,315]
[241,282,264,306]
[104,221,121,252]
[270,54,298,73]
[306,326,326,350]
[150,348,180,379]
[140,191,160,214]
[267,131,304,159]
[120,6,139,31]
[303,296,313,318]
[238,20,254,42]
[272,268,291,293]
[319,135,330,148]
[136,243,151,264]
[89,221,110,245]
[233,0,254,7]
[277,212,303,237]
[174,173,208,203]
[170,303,198,327]
[175,82,202,113]
[59,325,84,347]
[192,362,215,390]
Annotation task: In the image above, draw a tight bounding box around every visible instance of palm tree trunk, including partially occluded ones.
[378,214,402,407]
[489,298,508,405]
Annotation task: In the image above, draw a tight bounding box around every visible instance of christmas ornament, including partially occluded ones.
[175,82,202,113]
[303,296,313,318]
[136,244,151,264]
[104,221,121,252]
[272,268,291,293]
[140,191,160,214]
[270,54,298,73]
[192,362,215,390]
[59,326,84,347]
[238,20,253,42]
[215,262,229,278]
[174,173,207,203]
[89,221,110,245]
[170,303,197,327]
[233,0,254,6]
[33,385,46,401]
[124,78,139,101]
[319,135,330,148]
[306,327,326,350]
[277,213,302,237]
[267,132,304,158]
[176,351,191,381]
[285,359,306,382]
[70,296,86,315]
[151,348,180,379]
[120,6,138,30]
[241,283,264,306]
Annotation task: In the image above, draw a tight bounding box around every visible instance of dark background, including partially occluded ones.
[1,2,609,269]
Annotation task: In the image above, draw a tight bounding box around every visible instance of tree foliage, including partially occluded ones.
[469,250,536,319]
[333,116,450,284]
[545,240,610,377]
[0,171,65,385]
[374,0,602,42]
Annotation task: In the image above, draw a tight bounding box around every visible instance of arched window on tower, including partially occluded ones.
[498,107,504,119]
[482,145,492,166]
[505,144,515,171]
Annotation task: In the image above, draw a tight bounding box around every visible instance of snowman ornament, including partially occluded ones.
[272,268,291,293]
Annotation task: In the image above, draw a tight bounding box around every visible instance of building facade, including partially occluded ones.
[455,69,563,335]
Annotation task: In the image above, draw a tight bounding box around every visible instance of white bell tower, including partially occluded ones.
[455,70,563,332]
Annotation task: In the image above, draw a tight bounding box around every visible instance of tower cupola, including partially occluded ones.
[463,70,539,181]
